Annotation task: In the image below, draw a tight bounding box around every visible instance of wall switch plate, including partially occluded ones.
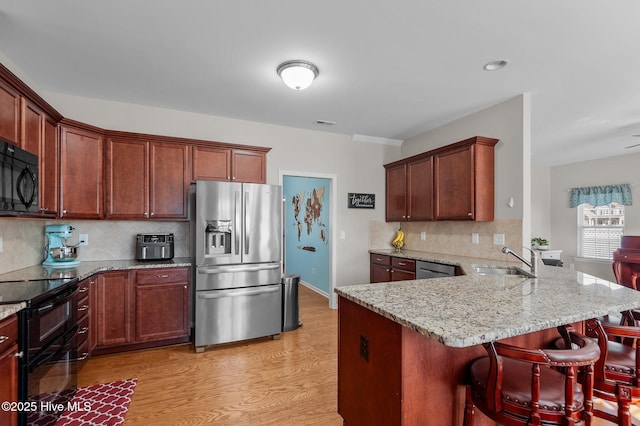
[339,231,346,239]
[79,234,89,246]
[493,233,505,246]
[0,237,3,252]
[472,233,479,244]
[420,231,427,240]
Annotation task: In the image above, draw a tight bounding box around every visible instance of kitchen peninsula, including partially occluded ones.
[336,251,640,425]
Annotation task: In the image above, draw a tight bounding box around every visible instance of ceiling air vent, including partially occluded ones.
[315,120,336,126]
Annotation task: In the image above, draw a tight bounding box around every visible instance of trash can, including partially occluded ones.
[281,274,301,332]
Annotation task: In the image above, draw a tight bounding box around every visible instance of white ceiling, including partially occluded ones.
[1,1,639,167]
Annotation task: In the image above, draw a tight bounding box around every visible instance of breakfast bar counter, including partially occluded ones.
[335,251,640,425]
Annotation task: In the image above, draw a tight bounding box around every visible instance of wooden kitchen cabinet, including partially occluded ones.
[94,267,191,355]
[192,145,267,184]
[76,277,96,369]
[434,136,498,221]
[370,254,416,283]
[95,271,133,349]
[134,267,190,342]
[106,137,189,220]
[59,121,104,219]
[0,78,20,146]
[385,156,434,222]
[384,136,498,222]
[40,117,59,215]
[0,314,18,426]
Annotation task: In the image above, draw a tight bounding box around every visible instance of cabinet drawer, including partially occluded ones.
[0,315,18,353]
[136,268,189,285]
[78,279,91,295]
[78,297,90,317]
[392,257,415,272]
[370,254,391,266]
[77,314,90,342]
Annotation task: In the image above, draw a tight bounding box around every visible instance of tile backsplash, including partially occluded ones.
[0,218,190,274]
[370,219,523,261]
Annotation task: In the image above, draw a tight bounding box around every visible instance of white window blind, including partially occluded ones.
[578,202,625,260]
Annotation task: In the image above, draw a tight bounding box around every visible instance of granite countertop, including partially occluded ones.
[0,258,192,321]
[336,249,640,348]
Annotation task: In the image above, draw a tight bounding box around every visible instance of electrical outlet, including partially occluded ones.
[360,335,369,361]
[339,231,346,239]
[0,237,3,253]
[472,233,479,244]
[420,231,427,240]
[493,233,505,246]
[79,234,89,246]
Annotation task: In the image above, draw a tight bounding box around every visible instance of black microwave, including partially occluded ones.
[0,139,39,215]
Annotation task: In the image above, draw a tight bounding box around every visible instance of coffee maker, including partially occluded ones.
[43,224,81,267]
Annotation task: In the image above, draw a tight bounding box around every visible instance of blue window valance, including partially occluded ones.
[569,183,633,208]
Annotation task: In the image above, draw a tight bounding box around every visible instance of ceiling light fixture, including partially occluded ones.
[277,60,319,90]
[483,60,508,71]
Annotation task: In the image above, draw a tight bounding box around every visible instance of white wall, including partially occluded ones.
[531,166,551,241]
[402,95,530,250]
[549,152,640,281]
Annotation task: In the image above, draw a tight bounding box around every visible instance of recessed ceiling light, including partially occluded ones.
[483,60,508,71]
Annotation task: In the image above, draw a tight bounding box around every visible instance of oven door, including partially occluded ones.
[19,286,78,426]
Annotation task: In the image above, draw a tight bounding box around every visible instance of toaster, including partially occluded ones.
[136,233,174,261]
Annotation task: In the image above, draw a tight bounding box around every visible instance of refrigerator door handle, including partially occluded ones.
[244,191,250,255]
[197,264,281,274]
[197,285,280,299]
[234,190,241,255]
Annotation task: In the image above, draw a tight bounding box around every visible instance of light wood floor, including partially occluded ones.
[79,285,638,425]
[78,285,344,425]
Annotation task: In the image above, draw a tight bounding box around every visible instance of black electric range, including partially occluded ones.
[0,277,79,306]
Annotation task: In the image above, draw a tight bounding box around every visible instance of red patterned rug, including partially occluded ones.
[54,379,137,426]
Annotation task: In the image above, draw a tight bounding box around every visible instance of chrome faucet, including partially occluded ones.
[502,246,538,277]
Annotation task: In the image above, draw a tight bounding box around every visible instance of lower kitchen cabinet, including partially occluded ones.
[370,254,416,283]
[0,314,18,426]
[134,268,190,342]
[94,267,191,355]
[96,271,133,349]
[76,276,97,370]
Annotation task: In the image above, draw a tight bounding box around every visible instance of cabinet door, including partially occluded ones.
[105,137,148,219]
[21,98,43,155]
[371,263,392,283]
[192,145,231,181]
[385,163,407,221]
[149,142,190,219]
[135,268,190,342]
[407,156,433,221]
[0,344,18,426]
[231,149,266,183]
[59,125,104,219]
[40,117,58,215]
[0,79,20,146]
[434,145,473,220]
[96,271,132,348]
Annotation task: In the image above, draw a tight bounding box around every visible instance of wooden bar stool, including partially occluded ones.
[463,326,600,426]
[585,316,640,426]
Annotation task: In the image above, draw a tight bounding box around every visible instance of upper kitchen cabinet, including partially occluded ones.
[40,117,59,215]
[0,78,20,146]
[434,136,498,221]
[106,136,190,220]
[192,145,268,184]
[59,120,105,219]
[384,136,498,222]
[384,154,434,221]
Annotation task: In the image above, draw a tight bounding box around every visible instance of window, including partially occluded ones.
[578,202,625,260]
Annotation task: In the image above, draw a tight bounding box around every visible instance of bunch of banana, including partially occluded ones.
[391,229,405,249]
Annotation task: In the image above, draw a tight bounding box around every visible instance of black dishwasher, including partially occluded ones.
[416,260,456,279]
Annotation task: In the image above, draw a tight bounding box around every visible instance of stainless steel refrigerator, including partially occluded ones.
[193,180,282,351]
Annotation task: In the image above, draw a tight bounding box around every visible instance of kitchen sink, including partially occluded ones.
[472,265,535,278]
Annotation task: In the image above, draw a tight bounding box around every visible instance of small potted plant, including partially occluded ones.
[531,237,549,250]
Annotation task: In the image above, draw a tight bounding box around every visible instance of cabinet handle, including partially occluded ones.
[76,352,89,361]
[150,212,155,216]
[144,212,149,217]
[385,268,390,272]
[0,336,8,343]
[467,212,472,217]
[398,262,406,266]
[407,216,411,219]
[78,305,89,312]
[158,274,170,278]
[78,287,89,293]
[15,351,24,358]
[62,209,68,215]
[78,326,89,335]
[184,285,187,289]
